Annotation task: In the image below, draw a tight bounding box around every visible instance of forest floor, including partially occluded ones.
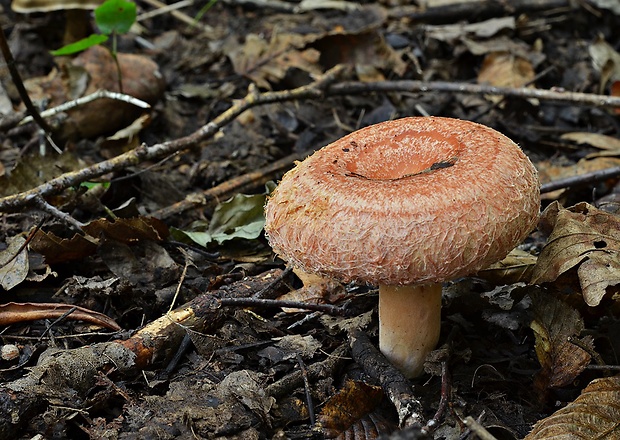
[1,0,620,438]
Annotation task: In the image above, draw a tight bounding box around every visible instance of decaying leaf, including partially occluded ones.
[478,52,535,89]
[226,32,321,89]
[589,35,620,93]
[477,248,537,285]
[530,292,593,390]
[0,302,120,331]
[318,380,391,438]
[0,235,28,291]
[258,335,321,363]
[524,375,620,439]
[99,239,179,288]
[83,216,169,243]
[531,202,620,306]
[0,152,84,198]
[30,217,169,264]
[560,132,620,158]
[30,230,98,265]
[425,16,516,43]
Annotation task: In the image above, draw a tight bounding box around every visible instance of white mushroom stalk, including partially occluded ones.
[265,117,540,378]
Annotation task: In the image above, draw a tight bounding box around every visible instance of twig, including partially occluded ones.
[138,0,213,32]
[265,343,349,398]
[137,0,195,21]
[5,66,619,214]
[218,296,351,316]
[349,329,425,428]
[152,149,312,219]
[424,360,451,432]
[540,166,620,193]
[18,90,151,127]
[328,80,620,108]
[0,26,53,136]
[462,416,499,440]
[32,196,85,231]
[297,353,316,427]
[0,65,346,213]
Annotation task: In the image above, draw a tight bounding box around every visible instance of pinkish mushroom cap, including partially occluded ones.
[265,116,540,377]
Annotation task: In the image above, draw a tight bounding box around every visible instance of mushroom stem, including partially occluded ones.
[378,283,442,378]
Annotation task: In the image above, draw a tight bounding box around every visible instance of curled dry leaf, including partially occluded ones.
[318,379,392,439]
[0,302,120,331]
[524,375,620,439]
[30,216,169,264]
[531,202,620,306]
[529,292,593,391]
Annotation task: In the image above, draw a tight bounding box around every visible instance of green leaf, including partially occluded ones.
[172,191,268,246]
[50,34,109,56]
[95,0,137,35]
[208,193,267,244]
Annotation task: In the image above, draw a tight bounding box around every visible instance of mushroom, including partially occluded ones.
[11,0,104,44]
[264,116,540,378]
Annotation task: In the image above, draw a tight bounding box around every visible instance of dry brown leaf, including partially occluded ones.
[524,375,620,439]
[30,230,98,265]
[478,52,535,88]
[226,32,321,89]
[560,132,620,152]
[0,235,29,291]
[83,216,169,243]
[589,35,620,93]
[477,248,537,285]
[531,202,620,306]
[530,292,592,390]
[0,302,120,331]
[30,217,169,265]
[318,380,391,439]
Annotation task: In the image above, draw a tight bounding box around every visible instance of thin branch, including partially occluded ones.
[540,166,620,193]
[0,65,346,212]
[18,89,151,127]
[0,25,54,135]
[328,80,620,108]
[4,66,620,214]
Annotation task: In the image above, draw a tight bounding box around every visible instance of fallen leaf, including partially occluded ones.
[477,248,537,285]
[0,235,28,291]
[560,132,620,151]
[0,302,120,331]
[30,230,98,265]
[425,16,515,43]
[529,292,592,390]
[524,376,620,439]
[83,216,169,243]
[318,380,391,438]
[589,36,620,93]
[99,239,179,288]
[531,202,620,306]
[478,52,535,88]
[226,32,321,89]
[173,191,268,246]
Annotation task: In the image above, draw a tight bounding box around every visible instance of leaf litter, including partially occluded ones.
[1,1,620,439]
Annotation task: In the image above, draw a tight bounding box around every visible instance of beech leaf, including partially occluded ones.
[531,202,620,306]
[529,292,592,390]
[525,376,620,439]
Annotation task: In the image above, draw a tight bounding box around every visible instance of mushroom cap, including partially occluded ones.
[12,0,102,12]
[264,116,540,286]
